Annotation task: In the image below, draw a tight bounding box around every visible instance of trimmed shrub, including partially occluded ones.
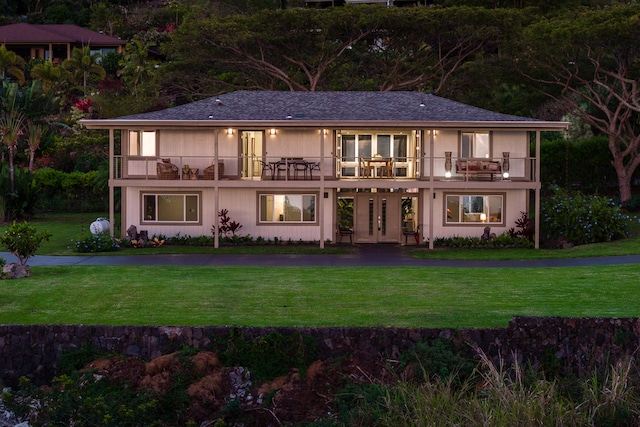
[33,167,107,212]
[540,136,616,193]
[0,221,51,266]
[73,232,124,253]
[540,187,628,247]
[434,232,534,249]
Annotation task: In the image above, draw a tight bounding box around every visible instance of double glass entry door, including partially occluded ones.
[354,193,402,243]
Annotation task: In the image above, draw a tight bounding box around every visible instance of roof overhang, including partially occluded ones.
[80,119,569,132]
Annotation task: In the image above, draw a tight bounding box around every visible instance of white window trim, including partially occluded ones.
[444,192,505,226]
[129,130,157,157]
[141,192,202,225]
[460,131,491,159]
[258,192,318,224]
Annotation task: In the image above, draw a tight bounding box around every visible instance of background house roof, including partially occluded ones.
[117,91,548,124]
[0,23,125,46]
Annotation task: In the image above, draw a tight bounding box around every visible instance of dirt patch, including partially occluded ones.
[78,351,393,426]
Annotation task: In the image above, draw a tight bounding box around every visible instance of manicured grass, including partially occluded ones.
[1,213,640,329]
[1,265,639,328]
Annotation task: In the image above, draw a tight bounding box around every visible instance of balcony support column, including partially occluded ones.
[109,128,115,238]
[319,129,325,248]
[214,129,220,249]
[428,129,435,250]
[534,130,541,249]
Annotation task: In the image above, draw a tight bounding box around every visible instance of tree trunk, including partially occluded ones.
[609,135,634,206]
[29,150,35,173]
[8,145,15,193]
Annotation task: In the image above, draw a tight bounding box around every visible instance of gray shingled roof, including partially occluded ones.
[118,91,541,123]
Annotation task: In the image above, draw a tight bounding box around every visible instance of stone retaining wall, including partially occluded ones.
[1,317,639,387]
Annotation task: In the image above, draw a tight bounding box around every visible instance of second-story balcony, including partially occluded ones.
[112,153,537,183]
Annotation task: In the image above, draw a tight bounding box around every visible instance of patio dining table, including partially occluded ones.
[367,158,393,178]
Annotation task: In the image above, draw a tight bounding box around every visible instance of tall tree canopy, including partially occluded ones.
[160,6,518,100]
[512,4,640,204]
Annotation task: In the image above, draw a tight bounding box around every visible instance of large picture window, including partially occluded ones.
[142,193,199,223]
[259,194,316,223]
[129,130,156,156]
[445,193,503,224]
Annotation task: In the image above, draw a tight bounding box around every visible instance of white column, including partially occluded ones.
[428,129,435,249]
[109,128,115,237]
[214,129,220,249]
[535,130,541,249]
[319,129,325,249]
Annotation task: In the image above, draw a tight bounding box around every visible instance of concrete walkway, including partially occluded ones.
[2,245,640,268]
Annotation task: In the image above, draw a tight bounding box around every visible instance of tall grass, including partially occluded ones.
[343,350,640,426]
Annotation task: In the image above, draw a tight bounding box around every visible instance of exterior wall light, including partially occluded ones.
[269,128,277,135]
[227,128,234,135]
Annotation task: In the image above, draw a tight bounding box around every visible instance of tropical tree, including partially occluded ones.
[0,111,26,193]
[30,60,71,93]
[62,46,106,96]
[117,39,158,97]
[161,6,512,99]
[26,121,46,172]
[0,81,61,121]
[512,4,640,205]
[0,46,26,85]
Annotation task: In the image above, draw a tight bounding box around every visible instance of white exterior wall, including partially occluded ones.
[426,189,527,239]
[123,186,218,238]
[117,127,536,244]
[493,131,528,179]
[265,128,334,175]
[123,186,335,242]
[432,129,459,176]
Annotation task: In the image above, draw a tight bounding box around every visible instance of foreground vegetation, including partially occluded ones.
[3,336,639,426]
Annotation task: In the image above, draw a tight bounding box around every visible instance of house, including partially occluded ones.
[80,91,568,248]
[305,0,431,7]
[0,23,126,64]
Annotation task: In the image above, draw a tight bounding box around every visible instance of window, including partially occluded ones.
[129,130,156,156]
[259,194,316,223]
[461,131,490,158]
[142,193,200,223]
[340,132,411,177]
[445,194,503,224]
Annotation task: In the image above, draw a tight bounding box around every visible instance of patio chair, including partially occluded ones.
[360,157,373,178]
[258,160,274,179]
[275,159,289,180]
[204,162,225,180]
[156,158,179,180]
[308,162,321,180]
[293,160,308,180]
[403,225,420,245]
[381,158,394,178]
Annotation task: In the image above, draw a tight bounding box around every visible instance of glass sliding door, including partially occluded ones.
[338,131,414,178]
[241,131,264,178]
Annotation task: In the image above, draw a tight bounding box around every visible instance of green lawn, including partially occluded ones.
[1,213,640,329]
[1,264,639,328]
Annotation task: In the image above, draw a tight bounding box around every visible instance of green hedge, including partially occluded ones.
[33,167,107,213]
[540,136,617,193]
